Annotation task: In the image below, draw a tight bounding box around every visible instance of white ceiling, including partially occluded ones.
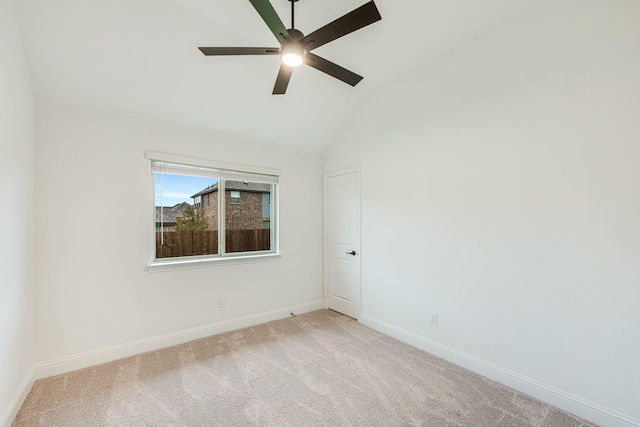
[13,0,540,152]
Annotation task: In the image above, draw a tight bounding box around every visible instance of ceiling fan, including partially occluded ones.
[198,0,382,95]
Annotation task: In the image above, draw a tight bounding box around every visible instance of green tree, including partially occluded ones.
[174,205,208,231]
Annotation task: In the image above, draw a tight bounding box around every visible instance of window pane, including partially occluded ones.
[230,191,240,204]
[224,180,272,253]
[155,173,219,259]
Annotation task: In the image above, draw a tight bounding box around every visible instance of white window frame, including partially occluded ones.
[145,151,281,272]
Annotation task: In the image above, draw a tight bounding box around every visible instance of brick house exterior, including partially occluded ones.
[191,180,271,230]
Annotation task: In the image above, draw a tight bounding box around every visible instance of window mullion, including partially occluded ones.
[271,184,276,252]
[219,179,226,256]
[160,167,164,245]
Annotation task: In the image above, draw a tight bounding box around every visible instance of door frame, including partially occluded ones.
[323,166,362,318]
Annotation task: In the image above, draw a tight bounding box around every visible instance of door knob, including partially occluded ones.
[346,250,356,255]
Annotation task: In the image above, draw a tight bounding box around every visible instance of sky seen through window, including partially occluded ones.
[155,173,217,207]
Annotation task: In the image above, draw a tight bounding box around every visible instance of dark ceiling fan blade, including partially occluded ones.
[304,52,363,86]
[199,47,280,56]
[300,1,381,52]
[273,64,294,95]
[248,0,290,44]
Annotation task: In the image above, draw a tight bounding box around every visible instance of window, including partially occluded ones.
[230,191,240,204]
[146,151,280,271]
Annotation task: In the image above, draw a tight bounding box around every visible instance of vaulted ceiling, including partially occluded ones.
[14,0,540,152]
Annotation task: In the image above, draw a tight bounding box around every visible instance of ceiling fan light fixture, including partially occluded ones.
[281,44,305,67]
[282,53,303,67]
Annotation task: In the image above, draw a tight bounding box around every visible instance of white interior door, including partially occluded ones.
[325,168,361,319]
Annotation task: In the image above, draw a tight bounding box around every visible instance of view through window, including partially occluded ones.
[152,159,277,261]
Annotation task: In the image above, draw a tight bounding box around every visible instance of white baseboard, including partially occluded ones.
[35,300,325,380]
[0,365,36,427]
[359,314,639,427]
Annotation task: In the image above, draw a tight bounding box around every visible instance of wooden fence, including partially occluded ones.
[156,229,270,259]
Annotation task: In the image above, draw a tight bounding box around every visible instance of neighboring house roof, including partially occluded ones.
[155,202,190,224]
[191,180,270,198]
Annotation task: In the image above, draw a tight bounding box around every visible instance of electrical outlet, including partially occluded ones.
[430,313,438,326]
[218,297,226,308]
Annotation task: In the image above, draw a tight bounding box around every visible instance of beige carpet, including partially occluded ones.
[13,310,597,427]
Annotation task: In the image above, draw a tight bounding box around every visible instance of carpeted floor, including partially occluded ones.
[13,309,597,426]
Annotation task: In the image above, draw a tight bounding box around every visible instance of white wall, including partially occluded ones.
[0,0,36,424]
[325,0,640,425]
[35,102,324,365]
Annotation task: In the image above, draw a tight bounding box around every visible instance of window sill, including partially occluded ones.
[145,253,282,273]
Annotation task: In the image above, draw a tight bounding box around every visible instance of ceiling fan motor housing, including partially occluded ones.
[280,29,306,66]
[286,28,304,41]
